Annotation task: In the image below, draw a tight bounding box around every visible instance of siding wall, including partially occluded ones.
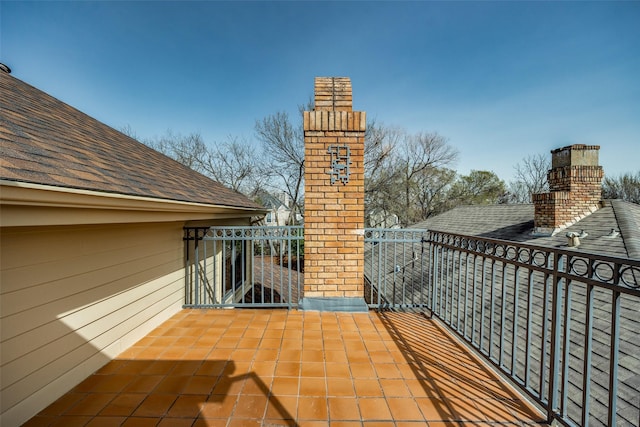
[0,222,186,426]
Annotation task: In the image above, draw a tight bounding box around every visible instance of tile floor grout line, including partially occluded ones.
[25,309,549,426]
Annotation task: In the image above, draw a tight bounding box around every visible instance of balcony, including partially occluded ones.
[22,226,640,427]
[24,308,544,426]
[180,226,640,426]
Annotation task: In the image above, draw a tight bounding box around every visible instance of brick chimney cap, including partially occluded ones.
[314,77,353,111]
[551,144,601,169]
[551,144,600,154]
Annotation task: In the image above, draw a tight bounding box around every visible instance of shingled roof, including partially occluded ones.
[0,71,262,210]
[414,201,640,260]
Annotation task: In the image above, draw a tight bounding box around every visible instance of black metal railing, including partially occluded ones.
[427,231,640,427]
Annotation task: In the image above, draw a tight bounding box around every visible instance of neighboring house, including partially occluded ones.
[367,208,400,229]
[259,192,301,226]
[366,145,639,427]
[0,67,265,425]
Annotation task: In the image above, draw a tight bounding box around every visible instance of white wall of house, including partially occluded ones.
[0,221,185,426]
[265,205,290,226]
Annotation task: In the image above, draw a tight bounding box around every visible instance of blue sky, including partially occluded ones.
[2,1,639,182]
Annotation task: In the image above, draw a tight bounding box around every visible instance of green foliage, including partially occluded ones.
[447,170,507,207]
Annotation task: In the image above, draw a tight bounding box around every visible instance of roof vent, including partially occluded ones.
[0,63,11,74]
[566,230,587,247]
[605,228,620,238]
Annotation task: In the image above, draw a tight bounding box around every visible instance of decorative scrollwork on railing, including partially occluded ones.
[517,248,531,264]
[568,257,589,278]
[505,246,519,261]
[365,228,426,244]
[620,266,640,289]
[183,227,211,241]
[198,226,304,241]
[494,244,506,258]
[429,231,640,292]
[563,256,640,290]
[459,237,468,249]
[593,262,615,282]
[532,250,549,267]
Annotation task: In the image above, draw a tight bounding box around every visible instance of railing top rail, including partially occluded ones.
[427,229,640,266]
[364,228,428,242]
[184,225,304,241]
[428,229,640,294]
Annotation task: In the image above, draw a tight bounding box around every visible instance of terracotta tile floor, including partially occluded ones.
[25,309,547,427]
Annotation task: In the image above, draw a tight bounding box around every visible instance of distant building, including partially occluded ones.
[259,191,301,226]
[367,208,400,229]
[417,145,639,259]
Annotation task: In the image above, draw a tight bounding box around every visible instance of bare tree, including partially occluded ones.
[123,127,263,198]
[508,153,550,203]
[415,167,457,219]
[396,131,459,225]
[602,172,640,204]
[364,121,402,185]
[143,130,209,174]
[119,124,140,141]
[364,128,459,226]
[364,123,403,225]
[255,111,305,225]
[199,136,263,197]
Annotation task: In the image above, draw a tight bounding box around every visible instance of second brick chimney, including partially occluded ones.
[532,144,604,235]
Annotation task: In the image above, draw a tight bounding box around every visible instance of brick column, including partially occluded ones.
[301,77,367,312]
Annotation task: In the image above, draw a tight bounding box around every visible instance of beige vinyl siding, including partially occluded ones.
[186,240,224,305]
[0,222,185,426]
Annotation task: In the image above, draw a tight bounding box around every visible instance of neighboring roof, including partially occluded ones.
[414,204,535,241]
[413,202,640,260]
[258,193,288,210]
[612,199,640,260]
[0,71,262,210]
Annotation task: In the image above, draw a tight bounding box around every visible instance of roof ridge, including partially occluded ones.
[610,199,640,260]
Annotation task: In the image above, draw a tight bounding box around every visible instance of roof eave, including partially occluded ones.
[0,180,267,227]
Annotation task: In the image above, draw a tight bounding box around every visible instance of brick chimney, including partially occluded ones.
[301,77,367,312]
[532,144,604,235]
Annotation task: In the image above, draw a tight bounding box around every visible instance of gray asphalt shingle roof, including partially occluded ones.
[413,201,640,260]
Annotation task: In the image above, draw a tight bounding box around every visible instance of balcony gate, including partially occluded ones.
[183,226,428,310]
